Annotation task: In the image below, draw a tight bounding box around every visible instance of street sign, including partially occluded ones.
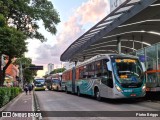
[29,66,43,70]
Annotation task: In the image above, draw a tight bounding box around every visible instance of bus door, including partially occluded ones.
[100,59,113,98]
[72,67,76,93]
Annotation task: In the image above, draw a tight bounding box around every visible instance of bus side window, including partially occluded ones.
[102,59,109,76]
[101,75,113,88]
[80,65,88,79]
[95,60,102,77]
[87,62,95,78]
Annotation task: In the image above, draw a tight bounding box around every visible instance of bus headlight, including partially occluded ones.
[142,84,146,91]
[116,85,122,92]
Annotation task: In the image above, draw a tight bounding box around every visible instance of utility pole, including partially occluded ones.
[0,54,2,86]
[19,61,23,89]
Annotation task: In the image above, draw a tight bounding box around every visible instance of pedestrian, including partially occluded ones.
[28,84,33,95]
[24,85,28,95]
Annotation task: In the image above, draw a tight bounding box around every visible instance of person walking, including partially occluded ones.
[24,85,28,95]
[28,84,33,95]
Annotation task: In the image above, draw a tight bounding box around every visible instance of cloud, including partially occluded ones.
[30,0,109,77]
[76,0,109,24]
[34,15,85,66]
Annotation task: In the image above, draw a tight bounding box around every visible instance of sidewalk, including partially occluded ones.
[0,91,34,120]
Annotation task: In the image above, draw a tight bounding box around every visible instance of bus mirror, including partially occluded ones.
[107,62,112,71]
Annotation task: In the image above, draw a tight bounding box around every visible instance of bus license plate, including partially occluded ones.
[130,94,136,97]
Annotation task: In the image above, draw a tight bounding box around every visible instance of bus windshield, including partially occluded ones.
[52,79,61,83]
[112,58,143,84]
[34,79,45,85]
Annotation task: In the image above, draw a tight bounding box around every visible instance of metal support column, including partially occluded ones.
[75,61,77,67]
[132,35,135,52]
[19,61,23,89]
[141,35,143,48]
[156,44,159,86]
[117,37,121,54]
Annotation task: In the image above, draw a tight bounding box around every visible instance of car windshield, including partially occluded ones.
[112,58,143,84]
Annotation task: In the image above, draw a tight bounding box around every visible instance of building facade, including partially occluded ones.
[48,63,54,74]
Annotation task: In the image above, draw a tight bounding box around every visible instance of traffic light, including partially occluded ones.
[29,66,43,70]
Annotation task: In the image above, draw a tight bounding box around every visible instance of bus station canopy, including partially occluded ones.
[60,0,160,62]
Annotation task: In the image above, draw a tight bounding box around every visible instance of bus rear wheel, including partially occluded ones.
[95,88,101,101]
[65,87,68,94]
[77,87,81,96]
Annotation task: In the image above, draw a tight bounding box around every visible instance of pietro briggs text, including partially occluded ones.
[136,113,159,117]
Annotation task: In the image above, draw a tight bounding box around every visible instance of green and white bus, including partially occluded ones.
[62,54,146,100]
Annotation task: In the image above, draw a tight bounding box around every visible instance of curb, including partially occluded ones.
[33,91,42,120]
[0,92,23,111]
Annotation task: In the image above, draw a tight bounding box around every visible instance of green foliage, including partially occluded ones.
[0,87,21,108]
[0,26,27,58]
[0,23,27,86]
[23,67,37,83]
[50,68,66,74]
[0,14,5,27]
[15,57,32,66]
[0,0,60,42]
[0,0,60,85]
[15,57,37,84]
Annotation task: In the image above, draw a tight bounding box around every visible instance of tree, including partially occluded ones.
[0,0,60,42]
[0,14,27,86]
[0,0,60,85]
[50,68,66,74]
[15,57,37,84]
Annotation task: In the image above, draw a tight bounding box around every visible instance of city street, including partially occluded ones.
[35,90,160,120]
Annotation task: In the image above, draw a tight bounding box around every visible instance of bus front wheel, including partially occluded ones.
[94,88,101,101]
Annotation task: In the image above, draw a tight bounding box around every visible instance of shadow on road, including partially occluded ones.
[69,91,160,104]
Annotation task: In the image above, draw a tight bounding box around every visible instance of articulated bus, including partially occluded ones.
[62,54,146,100]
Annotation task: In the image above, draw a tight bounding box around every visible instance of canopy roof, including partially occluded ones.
[61,0,160,62]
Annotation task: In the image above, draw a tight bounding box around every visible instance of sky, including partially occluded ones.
[25,0,110,77]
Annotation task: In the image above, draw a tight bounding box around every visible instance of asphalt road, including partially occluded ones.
[35,90,160,120]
